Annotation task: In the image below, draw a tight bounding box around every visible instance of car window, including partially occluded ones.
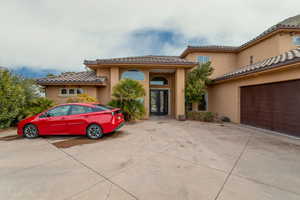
[47,105,71,117]
[70,105,93,115]
[93,104,114,112]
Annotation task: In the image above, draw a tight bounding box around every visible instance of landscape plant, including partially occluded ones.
[108,79,145,121]
[67,94,97,103]
[185,62,213,110]
[0,69,54,128]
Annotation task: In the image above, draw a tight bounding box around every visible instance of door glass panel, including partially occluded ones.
[160,91,164,112]
[151,91,158,112]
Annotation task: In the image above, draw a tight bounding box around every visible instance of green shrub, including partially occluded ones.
[0,69,54,128]
[108,79,146,121]
[67,94,97,103]
[108,99,145,121]
[22,97,55,117]
[220,116,231,122]
[186,111,217,122]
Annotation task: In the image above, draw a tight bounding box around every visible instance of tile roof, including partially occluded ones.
[84,55,198,66]
[214,48,300,82]
[180,45,238,57]
[36,71,106,85]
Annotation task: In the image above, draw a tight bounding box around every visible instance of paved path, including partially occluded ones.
[1,120,300,200]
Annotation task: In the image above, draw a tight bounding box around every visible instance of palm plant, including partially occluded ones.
[108,79,146,121]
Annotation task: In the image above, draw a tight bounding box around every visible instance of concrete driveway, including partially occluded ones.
[1,119,300,200]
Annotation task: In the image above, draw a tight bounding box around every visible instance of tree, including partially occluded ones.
[0,70,25,128]
[108,79,146,121]
[185,62,214,111]
[0,69,54,128]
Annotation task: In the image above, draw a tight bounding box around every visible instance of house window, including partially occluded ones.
[60,88,67,95]
[121,69,144,80]
[77,88,83,94]
[250,56,254,65]
[293,36,300,46]
[197,56,210,64]
[150,77,168,86]
[69,89,75,95]
[59,88,84,96]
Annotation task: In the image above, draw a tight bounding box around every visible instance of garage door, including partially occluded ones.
[241,79,300,137]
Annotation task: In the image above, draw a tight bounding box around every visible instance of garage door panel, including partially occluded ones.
[241,79,300,137]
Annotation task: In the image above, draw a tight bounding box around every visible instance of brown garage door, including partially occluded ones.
[241,79,300,137]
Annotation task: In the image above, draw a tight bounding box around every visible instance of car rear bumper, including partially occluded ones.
[114,122,125,131]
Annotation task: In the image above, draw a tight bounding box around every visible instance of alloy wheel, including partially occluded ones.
[87,124,103,139]
[23,124,39,138]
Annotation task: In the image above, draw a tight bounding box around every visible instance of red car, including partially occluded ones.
[17,103,125,139]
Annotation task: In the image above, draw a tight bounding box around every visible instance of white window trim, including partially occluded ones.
[59,88,84,97]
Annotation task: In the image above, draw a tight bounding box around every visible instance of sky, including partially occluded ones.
[0,0,299,72]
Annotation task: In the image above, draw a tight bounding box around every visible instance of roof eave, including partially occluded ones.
[85,62,198,69]
[36,81,106,86]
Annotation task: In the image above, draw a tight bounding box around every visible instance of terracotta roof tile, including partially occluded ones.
[36,71,106,85]
[84,55,197,66]
[214,48,300,82]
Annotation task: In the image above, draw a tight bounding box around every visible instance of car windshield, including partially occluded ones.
[93,104,114,111]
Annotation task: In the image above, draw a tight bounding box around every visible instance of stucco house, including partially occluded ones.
[37,15,300,137]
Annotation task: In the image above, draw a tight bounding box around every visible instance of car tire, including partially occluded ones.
[23,124,39,139]
[86,124,103,139]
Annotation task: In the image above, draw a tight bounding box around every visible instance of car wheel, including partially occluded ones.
[86,124,103,139]
[23,124,39,138]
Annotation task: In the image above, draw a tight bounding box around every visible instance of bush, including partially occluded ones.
[220,116,231,122]
[108,79,146,121]
[0,69,55,128]
[67,94,97,103]
[108,99,145,121]
[22,97,55,118]
[0,70,26,128]
[186,111,217,122]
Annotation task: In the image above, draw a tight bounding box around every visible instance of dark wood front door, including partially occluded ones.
[240,79,300,137]
[150,89,168,115]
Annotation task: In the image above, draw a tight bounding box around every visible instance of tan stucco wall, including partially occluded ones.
[45,85,99,104]
[175,68,185,118]
[237,33,299,67]
[184,52,237,79]
[96,68,111,104]
[208,64,300,123]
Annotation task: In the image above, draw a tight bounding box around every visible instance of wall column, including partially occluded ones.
[143,70,150,119]
[110,66,119,97]
[175,68,185,119]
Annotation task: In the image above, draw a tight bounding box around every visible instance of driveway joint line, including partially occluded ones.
[233,174,300,196]
[214,133,254,200]
[45,140,139,200]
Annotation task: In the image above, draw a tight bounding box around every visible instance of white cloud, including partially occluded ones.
[0,0,299,71]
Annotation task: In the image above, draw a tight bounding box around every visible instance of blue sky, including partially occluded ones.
[0,0,299,77]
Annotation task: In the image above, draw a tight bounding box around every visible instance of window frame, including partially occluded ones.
[197,56,210,64]
[150,77,168,86]
[121,69,145,81]
[293,36,300,46]
[42,105,72,118]
[69,105,94,115]
[59,88,84,97]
